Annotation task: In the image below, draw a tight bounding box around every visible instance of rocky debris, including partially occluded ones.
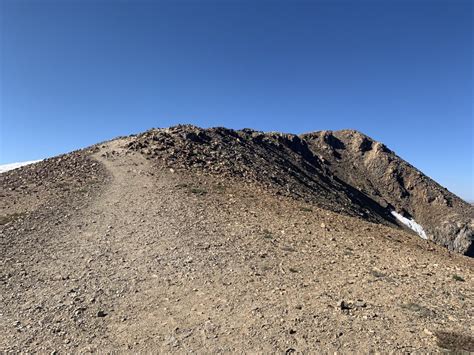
[301,129,474,256]
[0,150,110,353]
[96,310,107,318]
[0,151,106,224]
[1,138,473,353]
[126,125,395,225]
[1,151,108,256]
[434,331,474,352]
[126,125,472,256]
[0,150,105,193]
[339,300,367,311]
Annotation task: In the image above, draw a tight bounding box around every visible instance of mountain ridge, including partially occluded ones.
[1,125,472,255]
[1,126,473,352]
[125,125,473,256]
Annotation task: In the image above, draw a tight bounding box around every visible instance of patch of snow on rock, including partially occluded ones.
[391,210,427,239]
[0,160,41,174]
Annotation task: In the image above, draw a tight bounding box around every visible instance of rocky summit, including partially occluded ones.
[1,125,473,352]
[128,125,473,256]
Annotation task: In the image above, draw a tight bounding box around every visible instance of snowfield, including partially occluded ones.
[0,160,41,174]
[391,210,428,239]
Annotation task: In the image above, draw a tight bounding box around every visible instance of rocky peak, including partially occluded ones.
[125,126,474,256]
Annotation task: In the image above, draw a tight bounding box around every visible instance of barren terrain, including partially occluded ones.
[1,130,473,352]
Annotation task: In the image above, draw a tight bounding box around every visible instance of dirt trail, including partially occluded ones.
[1,140,473,353]
[1,141,167,351]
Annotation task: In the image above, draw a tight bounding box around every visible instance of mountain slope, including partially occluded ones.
[127,125,473,255]
[0,160,42,174]
[301,129,473,256]
[126,126,394,225]
[1,127,473,352]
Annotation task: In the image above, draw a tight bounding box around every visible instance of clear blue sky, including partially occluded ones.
[1,0,472,200]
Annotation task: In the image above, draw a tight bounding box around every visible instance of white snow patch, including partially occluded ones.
[391,210,427,239]
[0,160,41,173]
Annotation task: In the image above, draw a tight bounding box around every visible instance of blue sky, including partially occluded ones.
[1,0,472,200]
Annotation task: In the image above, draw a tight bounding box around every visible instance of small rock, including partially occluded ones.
[74,307,86,316]
[164,335,179,347]
[339,301,351,310]
[354,300,367,308]
[97,310,107,317]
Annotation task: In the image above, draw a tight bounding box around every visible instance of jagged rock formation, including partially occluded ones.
[302,130,473,256]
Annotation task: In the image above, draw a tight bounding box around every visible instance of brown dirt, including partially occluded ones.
[1,137,473,352]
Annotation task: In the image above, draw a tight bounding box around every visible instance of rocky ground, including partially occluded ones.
[1,130,473,352]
